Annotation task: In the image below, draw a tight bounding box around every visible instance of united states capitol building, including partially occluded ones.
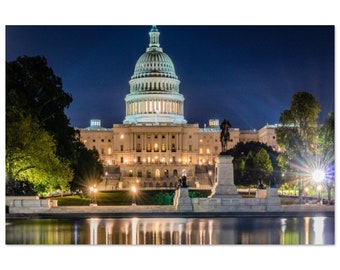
[79,26,280,190]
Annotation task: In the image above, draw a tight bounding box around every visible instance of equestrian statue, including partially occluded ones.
[220,119,232,153]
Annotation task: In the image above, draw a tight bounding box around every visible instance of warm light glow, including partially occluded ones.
[312,169,325,182]
[131,185,137,193]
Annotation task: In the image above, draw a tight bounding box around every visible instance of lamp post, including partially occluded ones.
[89,185,98,206]
[131,185,137,205]
[316,185,322,204]
[312,169,325,204]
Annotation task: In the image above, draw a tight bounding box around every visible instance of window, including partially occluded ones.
[189,145,192,151]
[172,135,175,139]
[101,139,104,142]
[154,143,159,152]
[155,169,160,178]
[162,135,165,139]
[101,148,104,154]
[136,143,141,152]
[161,143,166,152]
[147,170,152,178]
[120,157,124,163]
[147,143,151,152]
[137,135,141,139]
[137,171,142,177]
[154,135,158,139]
[189,135,192,139]
[108,148,112,155]
[120,145,124,151]
[93,139,96,142]
[171,144,176,152]
[108,139,111,142]
[128,170,133,177]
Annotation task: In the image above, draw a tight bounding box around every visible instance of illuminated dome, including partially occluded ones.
[123,26,187,124]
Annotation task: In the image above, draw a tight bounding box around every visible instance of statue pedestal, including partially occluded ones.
[209,155,241,198]
[266,188,282,211]
[176,188,193,212]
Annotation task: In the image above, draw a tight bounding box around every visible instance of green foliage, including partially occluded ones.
[318,112,335,201]
[226,141,280,185]
[189,191,210,198]
[253,148,273,183]
[71,144,104,192]
[6,114,73,195]
[153,192,174,205]
[276,91,321,167]
[318,112,334,157]
[6,55,103,195]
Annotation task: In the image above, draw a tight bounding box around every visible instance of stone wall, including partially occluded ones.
[6,196,58,214]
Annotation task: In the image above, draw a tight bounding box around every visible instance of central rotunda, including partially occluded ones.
[123,25,187,124]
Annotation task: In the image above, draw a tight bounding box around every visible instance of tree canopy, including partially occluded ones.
[6,55,103,195]
[275,91,334,203]
[226,141,279,186]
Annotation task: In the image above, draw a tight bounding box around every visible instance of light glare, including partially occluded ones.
[312,169,325,182]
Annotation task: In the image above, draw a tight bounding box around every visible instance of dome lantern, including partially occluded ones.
[148,25,161,50]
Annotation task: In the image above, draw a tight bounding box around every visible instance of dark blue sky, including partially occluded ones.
[6,25,334,130]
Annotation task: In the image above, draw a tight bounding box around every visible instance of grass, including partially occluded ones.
[49,189,299,206]
[50,190,177,206]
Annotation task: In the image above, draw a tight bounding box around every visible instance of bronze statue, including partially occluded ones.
[220,119,231,153]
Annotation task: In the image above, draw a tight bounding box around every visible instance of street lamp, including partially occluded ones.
[89,185,98,206]
[317,185,322,204]
[312,169,325,183]
[131,185,137,205]
[312,169,325,204]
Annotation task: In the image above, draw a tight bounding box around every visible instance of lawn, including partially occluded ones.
[49,189,297,206]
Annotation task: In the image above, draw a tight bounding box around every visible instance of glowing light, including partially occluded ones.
[312,169,325,182]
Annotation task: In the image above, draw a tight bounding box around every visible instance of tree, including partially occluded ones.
[71,143,104,192]
[6,55,76,161]
[226,141,280,185]
[318,112,335,203]
[6,55,103,194]
[244,151,255,185]
[6,114,73,195]
[253,148,273,185]
[276,91,321,203]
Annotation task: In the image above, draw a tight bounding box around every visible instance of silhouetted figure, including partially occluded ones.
[176,178,182,189]
[182,175,188,188]
[257,179,265,189]
[220,119,231,153]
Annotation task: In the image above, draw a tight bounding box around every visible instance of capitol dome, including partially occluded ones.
[132,49,177,80]
[123,26,187,124]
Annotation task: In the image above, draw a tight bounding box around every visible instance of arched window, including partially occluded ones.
[155,169,160,178]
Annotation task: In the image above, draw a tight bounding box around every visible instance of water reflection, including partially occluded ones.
[6,216,334,245]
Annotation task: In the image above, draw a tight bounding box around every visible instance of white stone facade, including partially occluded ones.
[78,26,280,189]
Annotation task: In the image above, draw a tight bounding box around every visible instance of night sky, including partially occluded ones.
[6,25,334,130]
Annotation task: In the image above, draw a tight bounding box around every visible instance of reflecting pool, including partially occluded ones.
[6,216,334,245]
